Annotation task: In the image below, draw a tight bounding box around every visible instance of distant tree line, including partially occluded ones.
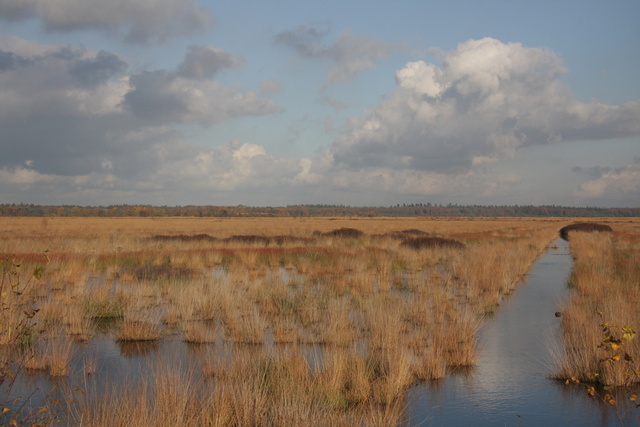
[1,203,639,217]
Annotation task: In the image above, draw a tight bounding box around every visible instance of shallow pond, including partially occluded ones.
[4,239,638,425]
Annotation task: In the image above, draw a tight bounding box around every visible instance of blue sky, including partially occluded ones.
[1,0,638,207]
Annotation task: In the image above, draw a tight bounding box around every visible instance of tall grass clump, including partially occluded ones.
[553,232,640,388]
[116,301,162,342]
[46,331,75,376]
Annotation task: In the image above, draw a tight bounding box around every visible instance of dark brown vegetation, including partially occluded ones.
[151,234,313,246]
[559,222,614,241]
[400,236,465,250]
[321,227,365,238]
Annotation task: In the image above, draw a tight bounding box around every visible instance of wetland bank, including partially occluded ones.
[1,217,638,425]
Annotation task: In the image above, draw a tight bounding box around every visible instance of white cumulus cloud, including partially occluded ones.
[330,38,640,175]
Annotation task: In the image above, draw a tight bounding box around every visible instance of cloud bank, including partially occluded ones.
[0,36,278,182]
[1,36,638,206]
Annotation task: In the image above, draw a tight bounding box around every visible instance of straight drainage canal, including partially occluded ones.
[404,238,637,426]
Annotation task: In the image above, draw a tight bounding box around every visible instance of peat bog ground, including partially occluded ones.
[1,217,638,425]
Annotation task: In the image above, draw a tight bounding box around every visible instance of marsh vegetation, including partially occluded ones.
[1,217,637,425]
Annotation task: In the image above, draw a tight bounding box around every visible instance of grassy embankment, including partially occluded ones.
[553,222,640,397]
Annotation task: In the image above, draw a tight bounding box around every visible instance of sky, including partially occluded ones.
[0,0,639,208]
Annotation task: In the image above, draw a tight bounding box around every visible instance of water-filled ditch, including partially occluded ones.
[405,238,637,426]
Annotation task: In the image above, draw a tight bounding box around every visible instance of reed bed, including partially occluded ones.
[0,216,600,425]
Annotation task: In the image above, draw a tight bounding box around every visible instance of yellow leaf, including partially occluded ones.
[630,394,638,402]
[608,399,616,406]
[610,342,621,350]
[2,408,11,414]
[38,407,48,413]
[610,355,621,361]
[9,419,18,426]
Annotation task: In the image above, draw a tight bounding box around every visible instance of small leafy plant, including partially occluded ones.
[565,318,639,423]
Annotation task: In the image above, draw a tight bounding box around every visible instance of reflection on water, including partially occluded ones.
[117,340,161,357]
[405,238,637,426]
